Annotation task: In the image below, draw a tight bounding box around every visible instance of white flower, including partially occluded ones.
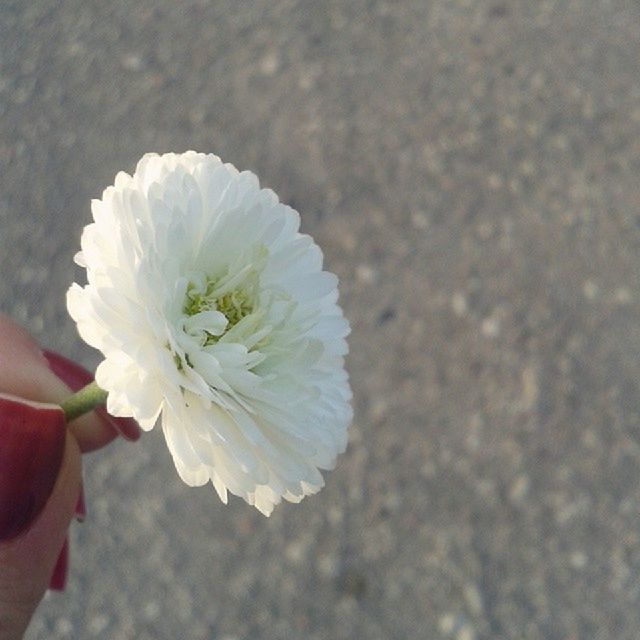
[67,151,352,515]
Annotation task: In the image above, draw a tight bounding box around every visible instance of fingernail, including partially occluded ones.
[75,485,86,522]
[95,408,141,442]
[48,538,69,591]
[43,350,141,442]
[0,394,66,541]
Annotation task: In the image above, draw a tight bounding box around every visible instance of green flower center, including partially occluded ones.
[184,282,253,326]
[183,277,255,346]
[178,247,267,365]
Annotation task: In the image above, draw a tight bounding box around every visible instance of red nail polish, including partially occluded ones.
[43,350,141,441]
[48,537,68,591]
[96,408,141,442]
[75,485,86,522]
[0,394,66,541]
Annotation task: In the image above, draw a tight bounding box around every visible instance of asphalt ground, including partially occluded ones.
[1,1,640,638]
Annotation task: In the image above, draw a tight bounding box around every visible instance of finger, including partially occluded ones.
[43,351,141,444]
[0,314,138,452]
[0,410,81,637]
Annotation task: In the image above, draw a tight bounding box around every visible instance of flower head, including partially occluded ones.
[68,152,352,515]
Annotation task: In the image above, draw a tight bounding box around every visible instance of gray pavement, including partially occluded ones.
[1,1,640,638]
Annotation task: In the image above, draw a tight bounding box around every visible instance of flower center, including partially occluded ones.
[176,246,268,365]
[183,277,255,345]
[184,281,253,328]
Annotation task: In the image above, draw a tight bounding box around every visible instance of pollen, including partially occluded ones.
[213,289,254,328]
[183,277,255,345]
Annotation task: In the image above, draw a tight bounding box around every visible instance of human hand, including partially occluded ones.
[0,315,140,639]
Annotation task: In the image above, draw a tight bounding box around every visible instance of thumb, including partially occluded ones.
[0,397,81,640]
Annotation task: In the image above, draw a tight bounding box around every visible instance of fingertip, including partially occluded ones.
[0,317,141,451]
[0,429,81,627]
[43,350,141,451]
[0,398,66,542]
[0,314,46,362]
[95,407,141,442]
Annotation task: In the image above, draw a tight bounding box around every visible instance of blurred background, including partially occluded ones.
[1,1,640,638]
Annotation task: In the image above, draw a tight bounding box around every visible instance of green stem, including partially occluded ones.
[60,380,109,423]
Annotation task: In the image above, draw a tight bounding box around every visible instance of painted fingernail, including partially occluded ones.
[49,537,69,591]
[95,408,141,442]
[0,394,66,541]
[43,350,141,441]
[75,485,86,522]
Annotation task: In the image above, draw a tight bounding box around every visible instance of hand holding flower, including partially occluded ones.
[0,315,139,639]
[0,150,352,637]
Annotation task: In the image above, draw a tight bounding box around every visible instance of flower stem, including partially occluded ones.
[60,381,108,423]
